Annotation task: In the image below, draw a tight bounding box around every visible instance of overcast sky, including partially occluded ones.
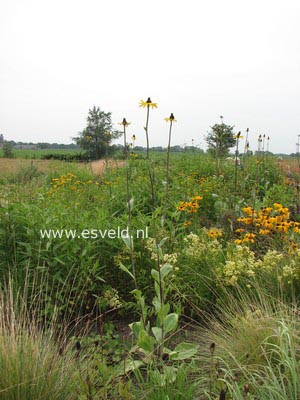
[1,0,300,154]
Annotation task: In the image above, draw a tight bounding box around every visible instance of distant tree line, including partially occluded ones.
[3,141,79,149]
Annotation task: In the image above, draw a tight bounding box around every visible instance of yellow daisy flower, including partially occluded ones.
[234,132,243,139]
[119,118,131,126]
[139,97,158,109]
[164,113,177,122]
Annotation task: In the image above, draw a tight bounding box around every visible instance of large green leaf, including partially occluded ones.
[138,330,155,353]
[152,327,163,344]
[129,321,143,339]
[115,359,143,376]
[151,269,159,282]
[163,313,178,333]
[169,342,199,360]
[157,303,170,327]
[160,263,173,279]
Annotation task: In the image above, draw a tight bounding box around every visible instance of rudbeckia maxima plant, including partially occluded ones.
[139,97,157,158]
[162,114,176,226]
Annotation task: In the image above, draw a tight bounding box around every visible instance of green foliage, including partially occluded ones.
[2,141,14,158]
[74,106,121,159]
[122,239,198,376]
[1,147,300,397]
[0,148,80,159]
[11,164,42,183]
[133,363,198,399]
[206,122,236,157]
[264,183,295,208]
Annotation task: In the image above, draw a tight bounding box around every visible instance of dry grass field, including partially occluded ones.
[0,158,54,176]
[0,157,124,177]
[90,158,125,174]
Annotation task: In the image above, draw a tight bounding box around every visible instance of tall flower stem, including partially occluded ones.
[296,135,300,215]
[266,136,270,160]
[253,136,262,212]
[145,106,150,159]
[121,119,136,288]
[243,128,249,157]
[243,128,249,176]
[140,97,157,159]
[233,132,241,211]
[262,134,266,177]
[121,119,149,332]
[141,98,165,358]
[148,161,165,359]
[297,135,300,172]
[162,114,175,227]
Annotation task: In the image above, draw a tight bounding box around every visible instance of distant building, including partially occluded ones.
[0,134,3,148]
[13,144,37,150]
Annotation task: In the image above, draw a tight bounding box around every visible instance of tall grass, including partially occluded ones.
[0,276,79,400]
[189,284,300,399]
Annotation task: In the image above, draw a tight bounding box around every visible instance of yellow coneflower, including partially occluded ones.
[259,229,271,235]
[208,228,223,239]
[139,97,157,109]
[291,242,297,251]
[294,226,300,234]
[119,118,131,126]
[183,221,191,227]
[235,239,243,245]
[164,113,177,123]
[234,132,244,139]
[191,195,203,201]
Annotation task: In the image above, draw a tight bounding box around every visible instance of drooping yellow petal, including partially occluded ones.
[139,98,157,109]
[119,118,131,126]
[165,113,177,123]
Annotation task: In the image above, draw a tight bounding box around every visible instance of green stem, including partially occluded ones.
[162,120,173,226]
[145,106,150,159]
[233,140,239,211]
[144,107,165,358]
[123,125,136,287]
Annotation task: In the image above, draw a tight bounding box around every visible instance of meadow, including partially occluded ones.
[1,142,300,399]
[0,147,80,159]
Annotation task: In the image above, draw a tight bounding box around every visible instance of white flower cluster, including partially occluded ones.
[103,288,122,309]
[183,231,222,261]
[145,238,178,267]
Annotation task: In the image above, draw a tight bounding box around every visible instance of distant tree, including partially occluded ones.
[170,145,183,152]
[38,142,51,149]
[2,142,14,158]
[133,146,145,152]
[74,106,121,160]
[151,146,164,152]
[206,121,236,157]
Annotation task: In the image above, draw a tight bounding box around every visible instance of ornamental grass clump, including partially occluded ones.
[192,286,300,398]
[0,278,78,400]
